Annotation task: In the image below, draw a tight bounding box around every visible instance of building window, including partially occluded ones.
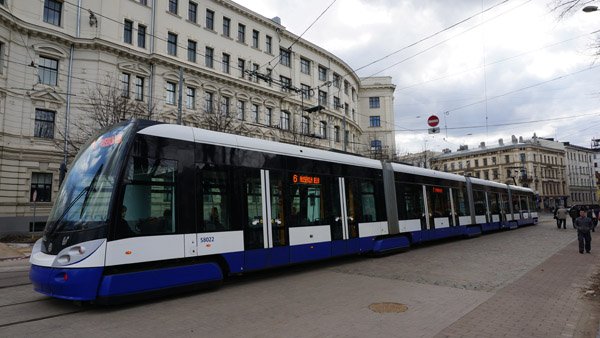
[320,121,327,138]
[493,170,499,179]
[223,17,230,37]
[166,81,176,105]
[120,73,130,97]
[38,56,58,86]
[43,0,62,26]
[318,66,327,81]
[371,140,382,151]
[222,53,230,73]
[0,42,4,74]
[370,116,381,127]
[238,58,246,78]
[280,111,290,130]
[301,84,311,100]
[266,107,272,125]
[252,30,259,48]
[301,116,309,135]
[186,87,195,109]
[139,0,148,5]
[318,90,327,106]
[31,173,52,202]
[344,81,349,95]
[238,24,246,43]
[206,9,214,30]
[205,92,214,113]
[134,76,144,101]
[334,126,340,142]
[167,32,177,56]
[265,35,272,54]
[221,96,230,115]
[280,76,291,92]
[333,96,340,109]
[369,97,380,108]
[333,73,340,88]
[344,103,349,116]
[252,63,259,83]
[205,47,213,68]
[187,40,197,62]
[280,48,291,67]
[300,58,310,75]
[138,24,146,48]
[34,109,55,139]
[352,109,355,120]
[188,1,197,22]
[124,19,133,44]
[251,104,259,123]
[168,0,178,14]
[237,100,245,120]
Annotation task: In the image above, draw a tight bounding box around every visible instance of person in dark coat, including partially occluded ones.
[556,206,568,229]
[574,209,593,254]
[569,206,579,229]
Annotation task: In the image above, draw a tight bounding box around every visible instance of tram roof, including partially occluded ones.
[138,123,382,169]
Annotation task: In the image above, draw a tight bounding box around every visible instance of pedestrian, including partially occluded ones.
[553,206,559,228]
[574,208,593,254]
[569,206,579,229]
[556,206,568,229]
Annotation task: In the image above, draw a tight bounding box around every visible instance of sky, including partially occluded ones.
[233,0,600,154]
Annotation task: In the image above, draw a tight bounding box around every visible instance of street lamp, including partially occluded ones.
[583,5,598,12]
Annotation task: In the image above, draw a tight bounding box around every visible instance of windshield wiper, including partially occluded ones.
[48,165,104,235]
[79,164,103,218]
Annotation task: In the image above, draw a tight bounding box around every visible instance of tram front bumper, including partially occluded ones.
[30,265,104,301]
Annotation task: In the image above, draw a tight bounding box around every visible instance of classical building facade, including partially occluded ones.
[396,150,441,169]
[564,143,597,205]
[0,0,396,232]
[430,135,571,209]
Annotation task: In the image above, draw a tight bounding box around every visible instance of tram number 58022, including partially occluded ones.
[200,236,215,243]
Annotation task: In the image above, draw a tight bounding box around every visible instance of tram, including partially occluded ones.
[29,120,538,302]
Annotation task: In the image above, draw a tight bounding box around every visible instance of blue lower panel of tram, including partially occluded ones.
[98,262,223,298]
[30,265,104,301]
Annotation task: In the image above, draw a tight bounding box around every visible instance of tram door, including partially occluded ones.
[243,169,290,270]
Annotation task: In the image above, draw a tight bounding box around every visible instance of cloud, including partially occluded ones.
[235,0,600,152]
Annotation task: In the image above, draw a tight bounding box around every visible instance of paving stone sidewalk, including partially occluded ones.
[435,239,600,337]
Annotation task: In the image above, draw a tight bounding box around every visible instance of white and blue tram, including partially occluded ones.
[30,120,538,302]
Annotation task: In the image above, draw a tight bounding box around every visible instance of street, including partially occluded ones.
[0,214,598,337]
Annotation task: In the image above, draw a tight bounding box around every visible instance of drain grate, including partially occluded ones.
[368,302,408,313]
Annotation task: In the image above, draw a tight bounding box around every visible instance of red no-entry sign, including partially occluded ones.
[427,115,439,127]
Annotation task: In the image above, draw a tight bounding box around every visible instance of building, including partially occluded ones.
[396,150,441,169]
[0,0,396,232]
[430,135,570,209]
[564,143,597,205]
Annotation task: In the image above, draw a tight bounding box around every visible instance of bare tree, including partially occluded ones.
[58,75,156,158]
[549,0,596,19]
[198,92,241,134]
[276,111,319,148]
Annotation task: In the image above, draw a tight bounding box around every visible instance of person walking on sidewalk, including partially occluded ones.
[556,206,568,229]
[574,208,593,254]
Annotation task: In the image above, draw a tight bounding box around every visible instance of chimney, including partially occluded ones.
[499,138,504,146]
[442,148,451,154]
[511,135,518,144]
[479,142,485,149]
[519,136,524,143]
[271,16,281,25]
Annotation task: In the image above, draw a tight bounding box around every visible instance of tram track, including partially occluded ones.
[0,297,51,309]
[0,308,89,328]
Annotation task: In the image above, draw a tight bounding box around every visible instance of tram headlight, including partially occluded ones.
[52,239,105,267]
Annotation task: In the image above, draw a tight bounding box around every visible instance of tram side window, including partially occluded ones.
[287,174,339,227]
[512,195,521,214]
[500,193,510,213]
[426,186,451,217]
[452,188,470,216]
[473,190,487,215]
[490,193,501,214]
[118,157,177,238]
[519,195,528,211]
[397,183,424,220]
[528,195,536,211]
[201,167,231,232]
[346,178,385,223]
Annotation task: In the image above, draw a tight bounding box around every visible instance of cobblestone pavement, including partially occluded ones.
[0,214,598,337]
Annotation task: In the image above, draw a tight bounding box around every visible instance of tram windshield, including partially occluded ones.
[45,123,134,235]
